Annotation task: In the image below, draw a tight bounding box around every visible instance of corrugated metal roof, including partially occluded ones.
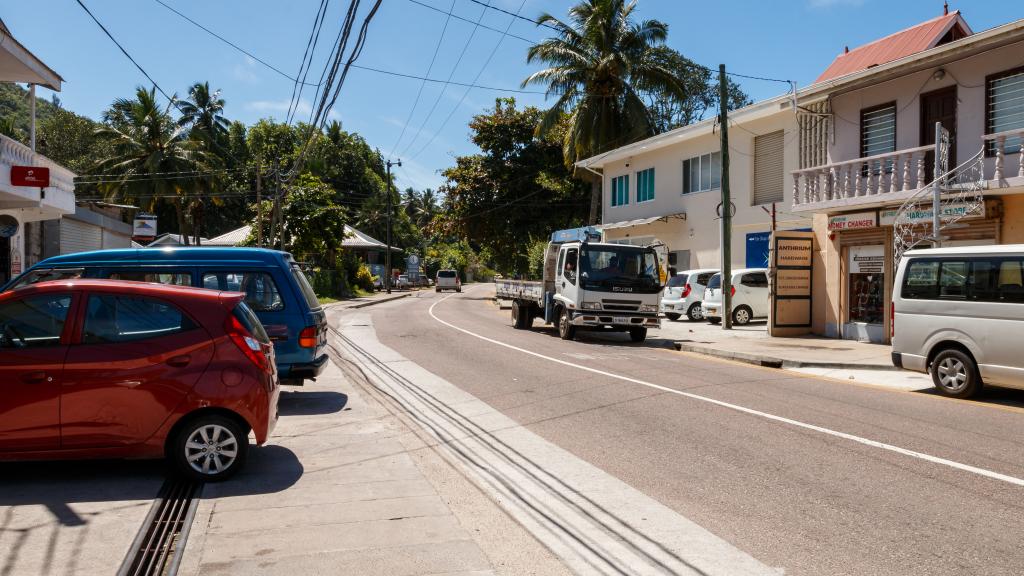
[817,11,970,83]
[205,223,392,250]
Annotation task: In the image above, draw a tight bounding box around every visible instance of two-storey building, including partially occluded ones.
[576,94,811,275]
[792,10,1024,343]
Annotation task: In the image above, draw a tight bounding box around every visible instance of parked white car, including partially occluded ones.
[661,268,717,321]
[702,268,769,325]
[892,245,1024,398]
[397,274,411,290]
[435,269,461,292]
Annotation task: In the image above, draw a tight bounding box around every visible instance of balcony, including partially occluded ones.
[792,128,1024,213]
[0,133,76,221]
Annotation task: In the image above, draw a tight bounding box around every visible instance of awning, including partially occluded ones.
[0,20,62,90]
[595,213,686,231]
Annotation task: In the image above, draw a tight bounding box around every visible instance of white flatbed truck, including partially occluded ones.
[495,227,664,342]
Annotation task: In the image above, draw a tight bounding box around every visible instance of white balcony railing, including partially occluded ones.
[0,133,76,193]
[792,145,933,207]
[982,127,1024,181]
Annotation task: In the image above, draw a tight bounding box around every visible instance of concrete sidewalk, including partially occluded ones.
[180,358,563,576]
[326,291,412,309]
[658,319,895,370]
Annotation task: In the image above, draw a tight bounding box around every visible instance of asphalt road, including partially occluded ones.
[349,285,1024,576]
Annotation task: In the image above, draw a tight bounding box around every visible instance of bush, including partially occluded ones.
[354,263,375,292]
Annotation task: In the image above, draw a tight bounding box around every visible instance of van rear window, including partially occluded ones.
[291,265,321,309]
[438,270,457,278]
[667,275,687,288]
[10,268,84,289]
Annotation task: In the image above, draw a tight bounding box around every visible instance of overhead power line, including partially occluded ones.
[287,0,332,125]
[464,0,559,31]
[406,0,534,43]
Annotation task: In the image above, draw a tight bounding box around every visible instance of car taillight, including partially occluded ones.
[890,302,895,338]
[299,326,317,348]
[730,285,736,297]
[225,314,271,372]
[682,284,691,298]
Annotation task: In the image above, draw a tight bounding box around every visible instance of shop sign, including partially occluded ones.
[132,215,157,241]
[828,211,877,231]
[776,238,813,268]
[775,269,811,297]
[878,202,985,227]
[849,245,884,274]
[771,232,814,330]
[10,166,49,188]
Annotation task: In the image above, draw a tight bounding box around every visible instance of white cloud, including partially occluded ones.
[232,56,260,84]
[244,98,340,121]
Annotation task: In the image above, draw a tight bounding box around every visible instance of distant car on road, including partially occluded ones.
[435,269,461,292]
[397,275,411,290]
[5,247,328,386]
[702,268,769,325]
[0,280,279,481]
[661,268,717,321]
[892,245,1024,398]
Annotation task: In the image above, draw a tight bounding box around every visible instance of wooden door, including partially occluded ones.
[921,86,957,178]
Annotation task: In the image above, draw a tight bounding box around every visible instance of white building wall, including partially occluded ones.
[599,108,811,269]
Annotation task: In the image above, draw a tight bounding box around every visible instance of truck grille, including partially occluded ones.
[601,299,641,312]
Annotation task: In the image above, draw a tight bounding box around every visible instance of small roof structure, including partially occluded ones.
[816,10,972,83]
[147,233,210,247]
[205,224,401,252]
[0,19,63,90]
[206,225,253,246]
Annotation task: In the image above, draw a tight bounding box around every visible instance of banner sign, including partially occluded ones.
[849,245,884,274]
[878,202,985,226]
[11,166,49,188]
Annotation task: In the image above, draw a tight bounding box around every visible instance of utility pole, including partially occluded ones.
[256,162,263,247]
[718,64,733,330]
[276,168,285,252]
[385,158,401,294]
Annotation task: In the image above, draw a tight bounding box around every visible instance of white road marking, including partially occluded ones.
[429,287,1024,489]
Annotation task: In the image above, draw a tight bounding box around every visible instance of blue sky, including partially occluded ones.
[3,0,1011,190]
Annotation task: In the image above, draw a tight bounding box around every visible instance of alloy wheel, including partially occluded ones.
[184,424,239,476]
[936,357,968,392]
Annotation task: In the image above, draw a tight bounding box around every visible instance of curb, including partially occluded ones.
[324,293,411,310]
[672,342,898,371]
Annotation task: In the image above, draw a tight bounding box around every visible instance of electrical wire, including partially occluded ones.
[405,0,534,44]
[464,0,559,31]
[287,0,332,126]
[409,0,527,161]
[398,0,493,157]
[388,0,457,160]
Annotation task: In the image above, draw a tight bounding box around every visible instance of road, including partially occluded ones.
[333,284,1024,576]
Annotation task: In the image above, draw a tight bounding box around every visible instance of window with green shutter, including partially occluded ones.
[636,168,655,202]
[611,175,629,207]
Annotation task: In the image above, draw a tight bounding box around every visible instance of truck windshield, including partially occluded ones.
[579,247,660,292]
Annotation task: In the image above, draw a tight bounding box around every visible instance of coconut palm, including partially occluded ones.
[94,86,215,245]
[178,81,229,144]
[522,0,687,223]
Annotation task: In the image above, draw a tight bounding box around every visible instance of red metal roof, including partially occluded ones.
[816,11,971,83]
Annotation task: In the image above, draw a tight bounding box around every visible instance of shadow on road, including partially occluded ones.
[521,323,676,349]
[278,390,348,416]
[913,385,1024,410]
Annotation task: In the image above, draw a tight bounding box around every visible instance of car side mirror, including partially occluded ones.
[581,272,589,279]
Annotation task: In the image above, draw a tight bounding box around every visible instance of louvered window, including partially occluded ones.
[987,69,1024,155]
[636,168,655,202]
[752,130,785,205]
[861,103,895,175]
[611,174,629,207]
[682,152,720,194]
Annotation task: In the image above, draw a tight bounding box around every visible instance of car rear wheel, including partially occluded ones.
[171,414,248,482]
[930,349,981,398]
[732,305,753,326]
[665,313,681,321]
[686,303,704,321]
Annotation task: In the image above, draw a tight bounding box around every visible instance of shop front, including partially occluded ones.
[822,199,1001,344]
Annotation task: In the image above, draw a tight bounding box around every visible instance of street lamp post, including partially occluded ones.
[385,159,401,294]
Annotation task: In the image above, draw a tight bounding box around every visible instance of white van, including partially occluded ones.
[892,245,1024,398]
[702,268,769,325]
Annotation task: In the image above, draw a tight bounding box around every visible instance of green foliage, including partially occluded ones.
[354,263,375,292]
[243,173,348,263]
[526,238,549,279]
[436,98,588,274]
[643,46,752,133]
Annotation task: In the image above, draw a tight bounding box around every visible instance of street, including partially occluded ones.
[342,285,1024,576]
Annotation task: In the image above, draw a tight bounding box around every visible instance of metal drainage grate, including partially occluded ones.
[118,478,202,576]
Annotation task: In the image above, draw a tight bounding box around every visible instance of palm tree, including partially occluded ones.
[94,87,215,245]
[178,82,229,143]
[522,0,687,223]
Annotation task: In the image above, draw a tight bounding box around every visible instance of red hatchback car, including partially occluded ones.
[0,280,279,481]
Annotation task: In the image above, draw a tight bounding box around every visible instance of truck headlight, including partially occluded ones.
[581,302,601,310]
[640,304,658,312]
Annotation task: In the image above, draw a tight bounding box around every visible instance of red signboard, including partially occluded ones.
[11,166,50,187]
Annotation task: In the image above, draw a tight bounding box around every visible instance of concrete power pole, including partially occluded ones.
[718,64,733,330]
[256,162,263,247]
[385,159,401,294]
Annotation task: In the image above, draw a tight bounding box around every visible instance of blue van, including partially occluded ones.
[5,248,328,385]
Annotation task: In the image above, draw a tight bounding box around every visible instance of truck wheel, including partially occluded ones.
[512,301,529,329]
[665,313,681,321]
[930,348,981,398]
[557,308,576,340]
[629,327,647,343]
[686,303,704,321]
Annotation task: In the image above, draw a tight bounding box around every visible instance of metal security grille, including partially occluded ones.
[753,130,785,205]
[987,69,1024,154]
[860,104,896,159]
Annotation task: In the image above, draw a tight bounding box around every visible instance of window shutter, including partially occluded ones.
[753,130,785,205]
